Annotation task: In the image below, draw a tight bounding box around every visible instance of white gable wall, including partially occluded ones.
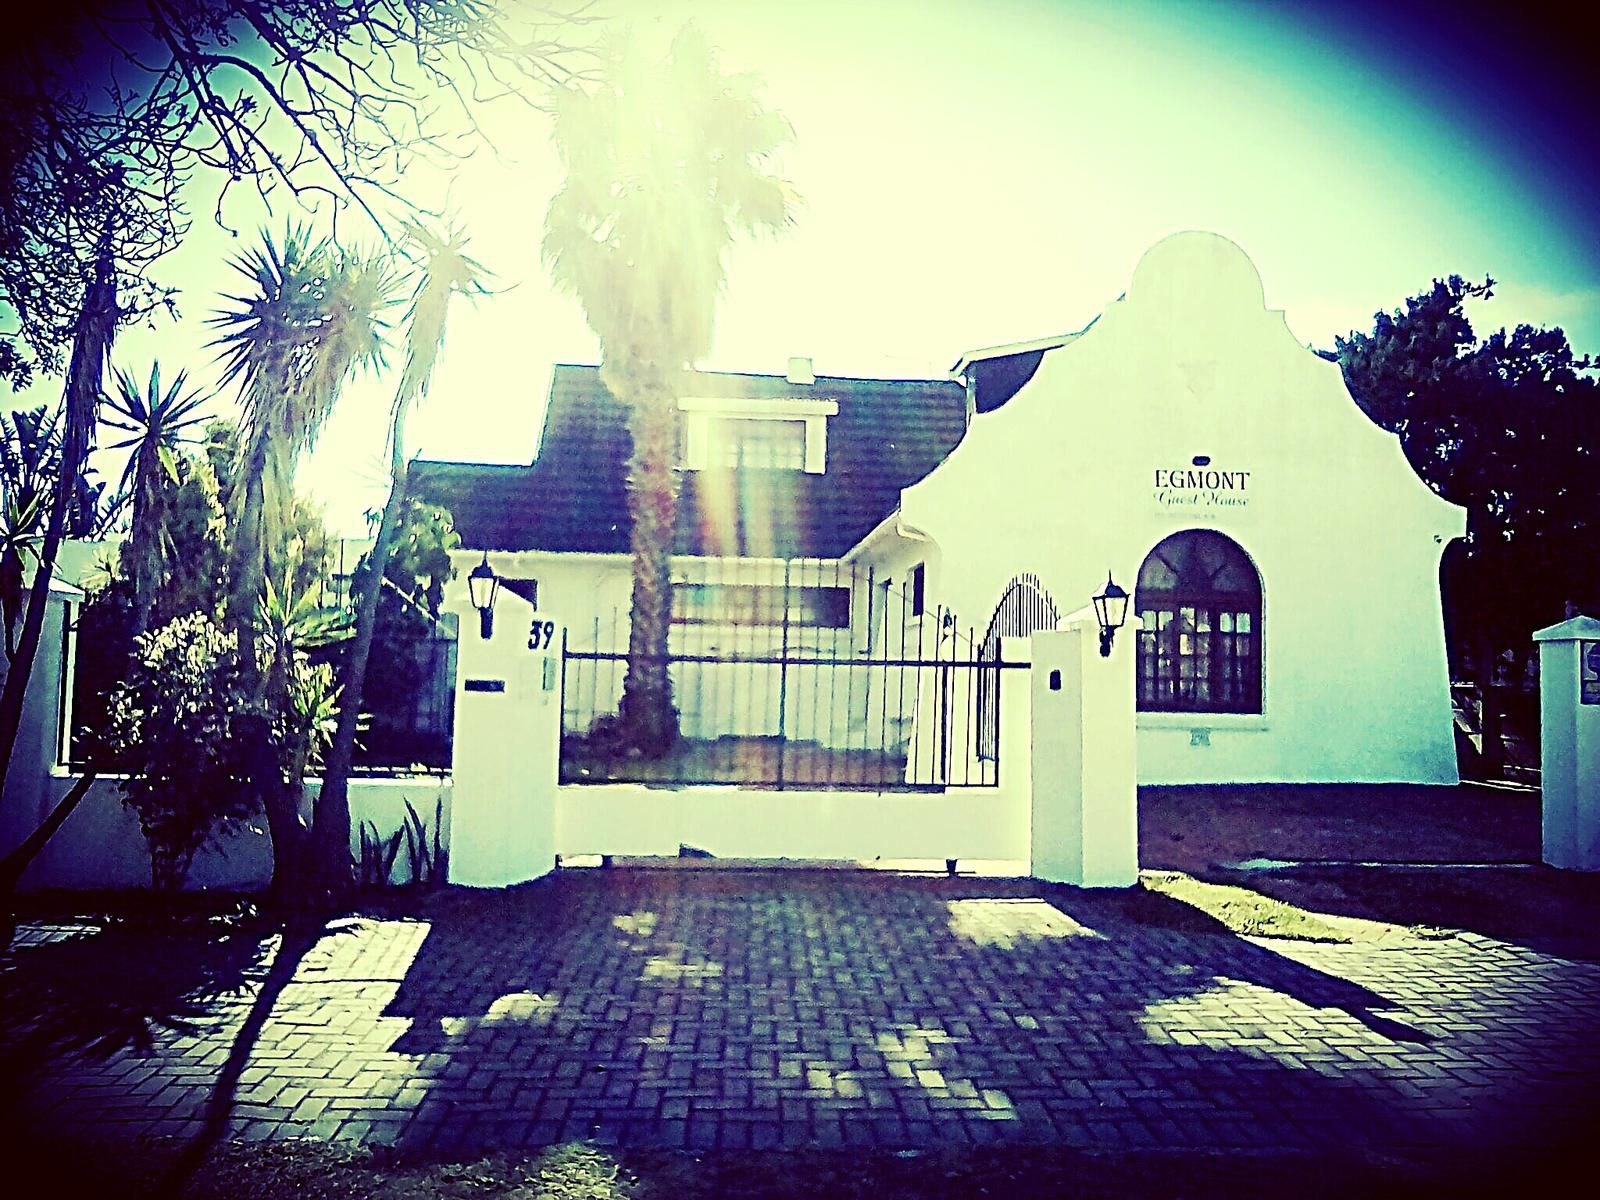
[898,231,1465,784]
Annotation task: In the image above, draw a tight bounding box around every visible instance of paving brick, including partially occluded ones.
[5,871,1599,1158]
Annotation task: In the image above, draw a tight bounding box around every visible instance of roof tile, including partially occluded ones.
[412,364,966,558]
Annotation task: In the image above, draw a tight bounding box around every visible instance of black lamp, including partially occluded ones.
[1092,572,1129,658]
[468,552,500,639]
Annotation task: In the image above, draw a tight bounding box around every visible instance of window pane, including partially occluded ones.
[1133,530,1262,714]
[672,583,849,628]
[709,418,806,469]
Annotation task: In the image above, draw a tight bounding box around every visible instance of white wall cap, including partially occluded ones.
[678,395,837,416]
[1533,615,1600,642]
[1060,604,1096,628]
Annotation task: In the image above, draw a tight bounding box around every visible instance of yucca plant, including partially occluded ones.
[208,226,393,896]
[0,404,113,653]
[209,225,394,652]
[0,246,116,815]
[0,473,47,659]
[256,570,354,666]
[102,362,212,633]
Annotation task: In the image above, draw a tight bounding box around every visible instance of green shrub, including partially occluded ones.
[106,613,259,890]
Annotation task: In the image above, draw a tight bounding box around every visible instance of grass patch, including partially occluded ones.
[189,1141,637,1199]
[1135,870,1409,943]
[1228,864,1600,959]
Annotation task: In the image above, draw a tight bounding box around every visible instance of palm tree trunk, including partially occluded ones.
[229,413,308,898]
[129,478,159,637]
[313,405,410,892]
[249,698,308,902]
[0,249,116,807]
[618,375,681,756]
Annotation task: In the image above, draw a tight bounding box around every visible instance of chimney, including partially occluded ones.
[786,356,815,385]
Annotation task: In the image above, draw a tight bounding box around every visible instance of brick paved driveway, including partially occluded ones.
[3,870,1598,1157]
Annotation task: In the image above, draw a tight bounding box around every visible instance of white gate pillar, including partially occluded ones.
[1535,616,1600,871]
[1029,614,1138,887]
[445,584,563,888]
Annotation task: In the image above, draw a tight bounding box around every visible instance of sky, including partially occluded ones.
[31,0,1600,536]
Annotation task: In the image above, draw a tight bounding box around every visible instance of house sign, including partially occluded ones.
[1152,462,1251,514]
[1583,640,1600,705]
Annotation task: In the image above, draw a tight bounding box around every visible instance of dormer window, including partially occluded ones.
[706,417,806,469]
[679,396,838,474]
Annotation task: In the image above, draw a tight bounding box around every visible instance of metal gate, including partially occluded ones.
[560,559,1028,790]
[977,573,1061,761]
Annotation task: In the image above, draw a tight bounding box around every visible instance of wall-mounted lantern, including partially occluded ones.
[1093,572,1129,658]
[468,552,500,640]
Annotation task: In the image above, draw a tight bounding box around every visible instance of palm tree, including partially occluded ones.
[102,362,212,633]
[208,226,394,896]
[542,25,795,754]
[313,222,486,889]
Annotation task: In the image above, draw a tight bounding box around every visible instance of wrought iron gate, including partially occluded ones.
[560,559,1027,790]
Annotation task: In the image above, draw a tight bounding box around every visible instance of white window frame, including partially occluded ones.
[679,396,838,474]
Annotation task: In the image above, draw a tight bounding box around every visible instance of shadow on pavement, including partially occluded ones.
[0,904,350,1190]
[370,869,1585,1160]
[0,912,276,1072]
[1214,864,1600,962]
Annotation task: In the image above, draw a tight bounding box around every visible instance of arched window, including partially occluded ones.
[1135,530,1262,714]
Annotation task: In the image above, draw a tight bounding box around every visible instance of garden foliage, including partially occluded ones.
[105,613,258,891]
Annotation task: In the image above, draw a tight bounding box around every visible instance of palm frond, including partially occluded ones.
[541,26,796,369]
[211,227,399,622]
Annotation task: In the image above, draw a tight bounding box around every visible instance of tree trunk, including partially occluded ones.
[313,406,411,893]
[0,770,98,897]
[0,249,116,809]
[617,373,681,756]
[228,407,308,897]
[129,478,160,638]
[235,708,308,901]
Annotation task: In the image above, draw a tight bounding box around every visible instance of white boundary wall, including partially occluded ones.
[5,590,1138,890]
[0,564,451,891]
[5,773,451,892]
[442,603,1137,888]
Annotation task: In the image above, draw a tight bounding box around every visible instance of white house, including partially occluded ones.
[415,231,1465,786]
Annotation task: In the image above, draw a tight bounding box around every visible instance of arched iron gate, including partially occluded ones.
[978,573,1060,760]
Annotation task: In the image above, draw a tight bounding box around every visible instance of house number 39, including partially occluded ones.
[527,619,557,651]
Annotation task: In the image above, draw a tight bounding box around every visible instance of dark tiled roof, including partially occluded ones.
[411,365,968,558]
[968,350,1046,413]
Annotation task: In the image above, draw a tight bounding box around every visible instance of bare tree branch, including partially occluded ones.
[0,0,600,388]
